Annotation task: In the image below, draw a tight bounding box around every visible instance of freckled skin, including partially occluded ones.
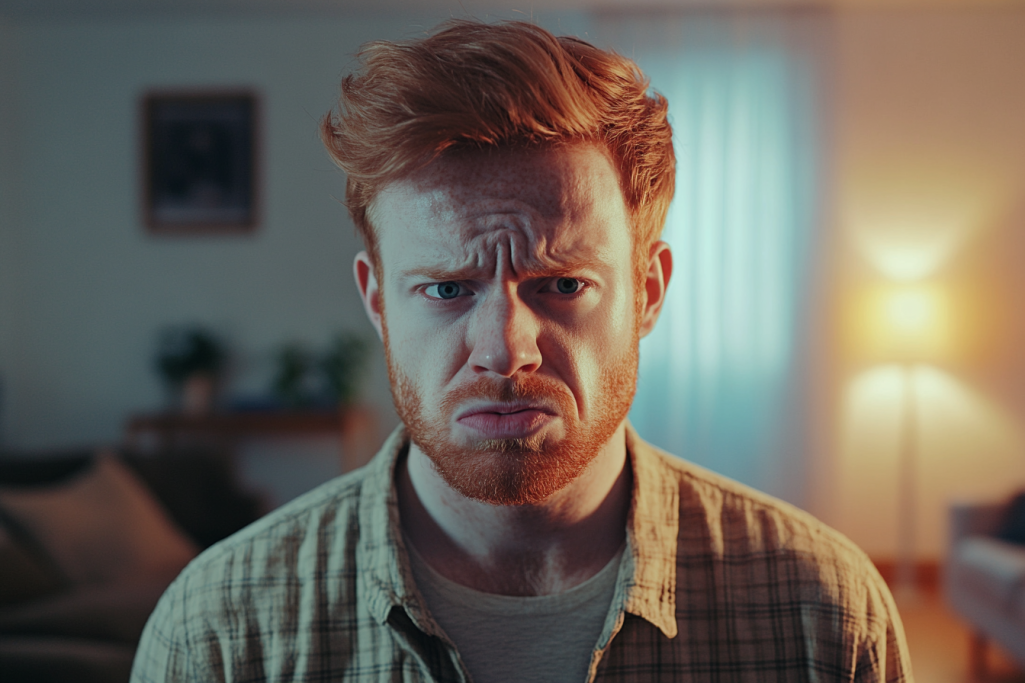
[369,145,635,431]
[353,143,673,595]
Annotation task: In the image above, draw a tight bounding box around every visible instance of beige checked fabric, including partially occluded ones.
[131,424,912,682]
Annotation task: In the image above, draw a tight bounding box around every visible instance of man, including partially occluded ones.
[133,19,912,683]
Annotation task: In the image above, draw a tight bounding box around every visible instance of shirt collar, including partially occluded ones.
[622,423,679,638]
[355,423,679,639]
[356,426,445,635]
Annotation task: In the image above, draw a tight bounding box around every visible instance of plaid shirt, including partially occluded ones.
[132,424,912,682]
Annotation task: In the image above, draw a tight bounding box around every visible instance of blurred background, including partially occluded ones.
[2,0,1025,680]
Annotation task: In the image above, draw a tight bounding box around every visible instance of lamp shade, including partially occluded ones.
[849,283,954,363]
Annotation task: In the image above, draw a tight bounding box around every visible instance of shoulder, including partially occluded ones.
[132,428,415,682]
[178,464,370,605]
[648,441,871,568]
[132,466,374,682]
[620,440,911,679]
[638,438,899,633]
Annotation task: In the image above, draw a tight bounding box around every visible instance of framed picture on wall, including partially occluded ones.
[142,91,258,234]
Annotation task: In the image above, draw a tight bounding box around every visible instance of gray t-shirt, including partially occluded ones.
[407,541,623,683]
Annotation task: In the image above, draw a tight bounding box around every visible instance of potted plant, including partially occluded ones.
[270,334,369,409]
[155,327,227,414]
[320,333,369,407]
[271,343,317,408]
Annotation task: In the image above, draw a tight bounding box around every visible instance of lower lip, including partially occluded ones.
[457,409,554,439]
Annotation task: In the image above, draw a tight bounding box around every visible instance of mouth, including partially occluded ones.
[455,402,558,439]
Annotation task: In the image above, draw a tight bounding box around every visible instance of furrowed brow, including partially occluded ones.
[401,254,601,281]
[400,265,486,281]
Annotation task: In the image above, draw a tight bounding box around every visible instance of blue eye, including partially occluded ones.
[556,278,581,294]
[426,282,463,299]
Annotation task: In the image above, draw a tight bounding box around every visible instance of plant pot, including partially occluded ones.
[182,374,215,415]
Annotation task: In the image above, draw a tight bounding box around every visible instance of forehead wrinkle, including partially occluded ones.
[399,227,603,282]
[375,143,628,284]
[481,226,607,280]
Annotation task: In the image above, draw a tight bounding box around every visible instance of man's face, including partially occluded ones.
[361,143,641,505]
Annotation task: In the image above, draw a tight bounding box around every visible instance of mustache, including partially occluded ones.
[440,374,574,415]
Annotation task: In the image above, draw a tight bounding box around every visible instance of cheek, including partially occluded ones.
[591,279,639,351]
[383,298,468,383]
[543,293,635,389]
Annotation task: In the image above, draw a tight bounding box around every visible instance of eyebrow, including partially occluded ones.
[399,257,599,282]
[400,265,481,281]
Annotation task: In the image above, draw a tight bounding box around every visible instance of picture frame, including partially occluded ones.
[142,91,258,234]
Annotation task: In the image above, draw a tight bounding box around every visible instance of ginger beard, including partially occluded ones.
[382,313,640,506]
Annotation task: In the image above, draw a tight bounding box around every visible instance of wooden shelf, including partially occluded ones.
[125,405,379,472]
[127,410,341,438]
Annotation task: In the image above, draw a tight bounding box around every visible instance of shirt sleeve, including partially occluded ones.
[131,576,196,683]
[854,574,915,683]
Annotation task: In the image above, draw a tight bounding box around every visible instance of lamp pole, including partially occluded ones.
[895,362,920,601]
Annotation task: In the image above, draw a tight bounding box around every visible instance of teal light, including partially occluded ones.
[623,19,818,505]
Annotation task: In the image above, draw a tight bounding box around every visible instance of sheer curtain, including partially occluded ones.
[596,11,828,506]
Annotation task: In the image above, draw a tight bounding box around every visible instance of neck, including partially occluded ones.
[397,422,631,597]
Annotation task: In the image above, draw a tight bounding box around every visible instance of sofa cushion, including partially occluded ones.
[997,491,1025,545]
[122,446,263,548]
[0,636,135,683]
[0,580,168,644]
[0,452,198,586]
[954,536,1025,604]
[0,450,93,486]
[0,525,67,607]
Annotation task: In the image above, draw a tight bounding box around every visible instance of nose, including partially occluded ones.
[467,285,543,377]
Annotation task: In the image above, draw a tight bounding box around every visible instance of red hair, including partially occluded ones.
[320,19,675,274]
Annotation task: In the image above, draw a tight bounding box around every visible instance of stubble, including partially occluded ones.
[383,320,639,506]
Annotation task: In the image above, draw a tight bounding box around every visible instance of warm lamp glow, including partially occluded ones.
[854,219,969,283]
[885,288,938,337]
[842,160,1004,282]
[847,284,953,362]
[835,364,1025,559]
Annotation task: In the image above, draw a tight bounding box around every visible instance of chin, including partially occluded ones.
[385,333,638,506]
[415,426,602,505]
[431,448,588,506]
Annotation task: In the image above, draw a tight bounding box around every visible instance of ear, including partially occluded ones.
[638,241,673,339]
[353,251,384,342]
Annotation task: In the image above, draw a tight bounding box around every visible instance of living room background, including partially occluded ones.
[2,1,1025,568]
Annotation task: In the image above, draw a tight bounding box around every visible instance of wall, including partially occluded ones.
[3,15,386,449]
[5,5,1025,548]
[818,6,1025,560]
[0,16,23,447]
[0,10,588,456]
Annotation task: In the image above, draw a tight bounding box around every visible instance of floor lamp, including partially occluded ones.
[875,285,948,601]
[895,361,920,601]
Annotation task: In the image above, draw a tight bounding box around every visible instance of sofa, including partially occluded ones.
[945,496,1025,676]
[0,445,263,683]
